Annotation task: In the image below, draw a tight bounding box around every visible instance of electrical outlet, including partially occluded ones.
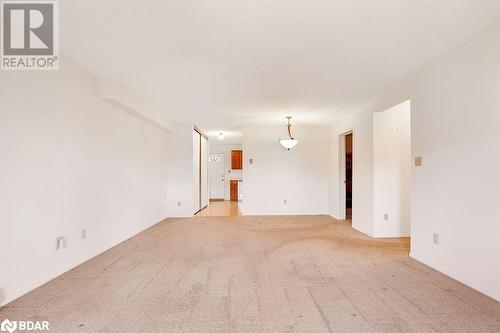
[384,214,389,221]
[178,201,181,207]
[55,237,66,250]
[283,198,287,204]
[433,233,439,244]
[81,229,87,240]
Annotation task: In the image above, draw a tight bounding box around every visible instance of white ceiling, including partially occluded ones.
[61,0,500,126]
[204,127,243,145]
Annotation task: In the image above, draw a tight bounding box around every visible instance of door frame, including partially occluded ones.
[209,152,226,200]
[339,130,353,221]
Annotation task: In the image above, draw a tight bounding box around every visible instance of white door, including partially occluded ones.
[200,136,209,208]
[209,153,225,199]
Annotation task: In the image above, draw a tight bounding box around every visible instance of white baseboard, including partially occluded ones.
[351,223,375,237]
[373,232,411,238]
[409,252,500,302]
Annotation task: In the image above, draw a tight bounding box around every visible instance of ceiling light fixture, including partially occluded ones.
[279,116,298,150]
[218,132,224,140]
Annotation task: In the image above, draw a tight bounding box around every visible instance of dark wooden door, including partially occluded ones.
[345,133,353,219]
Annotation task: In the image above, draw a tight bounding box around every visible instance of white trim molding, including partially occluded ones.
[98,81,173,133]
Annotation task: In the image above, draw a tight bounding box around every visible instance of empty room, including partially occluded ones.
[1,1,499,332]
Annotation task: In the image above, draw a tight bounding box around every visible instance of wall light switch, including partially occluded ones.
[384,214,389,221]
[249,158,254,165]
[81,229,87,239]
[283,198,287,204]
[433,233,439,244]
[178,201,182,207]
[415,156,423,167]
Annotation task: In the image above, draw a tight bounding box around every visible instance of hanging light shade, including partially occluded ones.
[280,138,298,150]
[279,116,298,150]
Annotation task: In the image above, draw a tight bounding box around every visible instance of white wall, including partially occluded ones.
[330,24,500,301]
[244,125,329,215]
[407,25,500,301]
[165,124,195,217]
[209,144,243,201]
[0,62,170,306]
[329,109,375,236]
[373,100,411,237]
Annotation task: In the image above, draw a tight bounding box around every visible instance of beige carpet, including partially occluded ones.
[1,216,499,332]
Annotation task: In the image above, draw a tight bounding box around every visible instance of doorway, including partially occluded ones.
[196,136,244,217]
[345,133,353,220]
[209,153,225,200]
[340,131,353,221]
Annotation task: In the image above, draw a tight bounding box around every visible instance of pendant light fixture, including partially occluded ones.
[279,116,298,150]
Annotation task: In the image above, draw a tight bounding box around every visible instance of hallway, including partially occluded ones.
[195,200,242,217]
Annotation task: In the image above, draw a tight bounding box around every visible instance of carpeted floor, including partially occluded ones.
[1,216,499,332]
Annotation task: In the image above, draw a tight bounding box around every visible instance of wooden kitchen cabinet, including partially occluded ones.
[231,150,243,170]
[230,180,239,201]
